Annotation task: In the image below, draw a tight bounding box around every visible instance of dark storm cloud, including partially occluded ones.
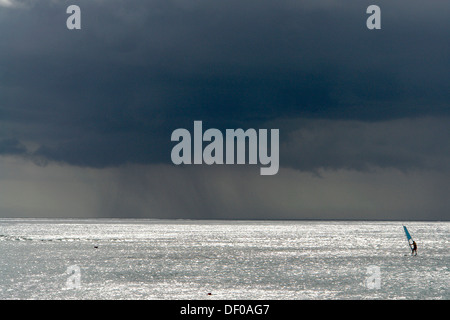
[280,117,450,172]
[0,0,449,169]
[0,138,26,155]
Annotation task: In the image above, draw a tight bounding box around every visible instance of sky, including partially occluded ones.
[0,0,449,220]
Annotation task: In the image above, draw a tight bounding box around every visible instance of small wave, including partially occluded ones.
[0,235,149,242]
[0,235,103,242]
[0,234,34,241]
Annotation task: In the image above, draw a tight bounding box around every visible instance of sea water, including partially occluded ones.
[0,219,448,299]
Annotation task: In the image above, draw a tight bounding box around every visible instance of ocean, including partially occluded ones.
[0,219,448,300]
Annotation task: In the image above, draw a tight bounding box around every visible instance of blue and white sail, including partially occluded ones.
[403,225,414,251]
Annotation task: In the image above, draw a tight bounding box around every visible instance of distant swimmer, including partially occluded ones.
[412,241,417,256]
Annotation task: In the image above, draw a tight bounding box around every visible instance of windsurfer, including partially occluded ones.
[411,241,417,256]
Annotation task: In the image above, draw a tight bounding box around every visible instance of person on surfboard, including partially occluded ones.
[411,240,417,256]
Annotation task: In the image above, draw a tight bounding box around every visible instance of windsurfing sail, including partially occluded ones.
[403,225,414,251]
